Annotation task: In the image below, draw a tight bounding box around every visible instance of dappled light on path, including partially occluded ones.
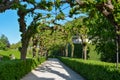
[21,58,84,80]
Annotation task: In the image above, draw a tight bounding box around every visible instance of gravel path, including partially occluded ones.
[21,58,85,80]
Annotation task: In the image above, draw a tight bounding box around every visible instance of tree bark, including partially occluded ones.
[17,8,35,60]
[76,0,120,68]
[71,43,74,57]
[17,6,37,60]
[20,37,29,60]
[83,44,87,60]
[0,0,19,12]
[46,50,48,60]
[96,1,120,69]
[80,35,87,60]
[114,25,120,69]
[32,36,38,58]
[65,43,68,57]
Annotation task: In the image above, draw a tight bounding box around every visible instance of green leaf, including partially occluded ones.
[56,0,61,8]
[47,14,51,18]
[11,3,20,9]
[27,0,35,4]
[56,12,65,20]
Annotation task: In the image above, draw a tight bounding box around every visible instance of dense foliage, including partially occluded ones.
[87,13,116,62]
[10,41,21,50]
[0,57,46,80]
[0,34,10,50]
[64,0,120,67]
[63,17,89,59]
[62,8,117,62]
[59,57,120,80]
[0,0,120,65]
[0,1,120,79]
[34,28,66,58]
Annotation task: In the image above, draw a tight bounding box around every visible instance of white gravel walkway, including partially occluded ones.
[20,58,85,80]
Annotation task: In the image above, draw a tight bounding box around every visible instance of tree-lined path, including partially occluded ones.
[21,58,84,80]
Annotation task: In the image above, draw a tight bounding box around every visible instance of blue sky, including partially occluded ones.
[0,2,84,44]
[0,3,71,44]
[0,10,21,44]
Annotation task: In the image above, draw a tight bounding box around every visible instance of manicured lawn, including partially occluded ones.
[0,49,33,60]
[0,49,20,60]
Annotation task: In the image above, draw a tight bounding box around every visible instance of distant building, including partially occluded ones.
[72,36,91,44]
[72,36,81,44]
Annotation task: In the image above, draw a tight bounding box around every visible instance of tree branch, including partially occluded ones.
[0,0,19,12]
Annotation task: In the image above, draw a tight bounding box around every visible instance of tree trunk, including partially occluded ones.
[46,50,48,60]
[81,43,84,59]
[80,36,87,60]
[65,43,68,57]
[115,27,120,69]
[83,45,87,60]
[32,46,36,58]
[116,36,119,69]
[95,1,120,69]
[32,37,38,58]
[71,43,74,57]
[62,47,65,56]
[20,46,27,60]
[17,8,28,60]
[20,37,29,60]
[76,0,120,68]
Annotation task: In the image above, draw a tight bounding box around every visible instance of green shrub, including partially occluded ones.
[58,57,120,80]
[0,57,46,80]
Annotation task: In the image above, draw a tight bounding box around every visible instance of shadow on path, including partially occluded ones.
[21,58,84,80]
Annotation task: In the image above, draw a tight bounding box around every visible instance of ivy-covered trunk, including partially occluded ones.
[32,36,38,58]
[17,8,28,60]
[20,36,29,60]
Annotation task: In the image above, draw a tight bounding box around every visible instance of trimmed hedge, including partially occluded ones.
[0,57,46,80]
[58,57,120,80]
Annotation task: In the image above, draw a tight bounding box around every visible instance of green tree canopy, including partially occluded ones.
[0,34,10,50]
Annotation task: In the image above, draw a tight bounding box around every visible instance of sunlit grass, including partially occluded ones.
[0,49,33,60]
[0,49,20,59]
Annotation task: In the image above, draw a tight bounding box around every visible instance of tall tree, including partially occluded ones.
[0,34,10,50]
[57,0,120,69]
[18,0,52,59]
[75,0,120,69]
[64,17,89,60]
[86,13,116,62]
[63,22,75,57]
[0,0,53,60]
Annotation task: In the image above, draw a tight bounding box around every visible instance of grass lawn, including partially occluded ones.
[0,49,20,59]
[0,49,33,60]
